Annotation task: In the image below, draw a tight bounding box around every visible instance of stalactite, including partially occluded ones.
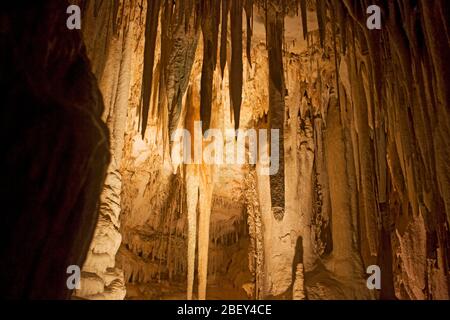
[140,0,161,138]
[300,0,307,39]
[316,0,326,47]
[334,0,347,53]
[184,0,192,31]
[330,0,342,124]
[112,0,121,34]
[112,18,133,164]
[324,94,364,279]
[220,0,230,78]
[156,0,171,154]
[200,0,220,132]
[95,18,121,124]
[421,0,450,229]
[349,55,380,260]
[230,0,244,130]
[213,1,221,69]
[266,2,286,216]
[155,0,200,143]
[118,168,187,288]
[81,0,117,81]
[94,0,104,17]
[245,0,254,67]
[168,33,199,140]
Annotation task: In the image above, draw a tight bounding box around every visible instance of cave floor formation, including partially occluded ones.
[1,0,449,300]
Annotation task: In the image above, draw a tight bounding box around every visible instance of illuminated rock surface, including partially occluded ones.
[1,0,449,300]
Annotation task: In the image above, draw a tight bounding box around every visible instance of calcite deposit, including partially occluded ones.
[1,0,449,300]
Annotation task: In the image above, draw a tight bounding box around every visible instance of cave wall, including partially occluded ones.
[0,1,110,299]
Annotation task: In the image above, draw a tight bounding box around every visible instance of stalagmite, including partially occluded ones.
[245,169,264,299]
[297,115,315,270]
[185,164,199,300]
[198,166,214,300]
[292,264,306,300]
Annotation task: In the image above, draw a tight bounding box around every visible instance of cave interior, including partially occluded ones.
[1,0,449,300]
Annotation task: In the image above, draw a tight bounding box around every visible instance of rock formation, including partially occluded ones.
[1,0,449,300]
